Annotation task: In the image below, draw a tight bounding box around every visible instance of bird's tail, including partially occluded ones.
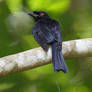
[52,42,68,73]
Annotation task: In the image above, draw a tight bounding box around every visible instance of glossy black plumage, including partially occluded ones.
[28,11,68,73]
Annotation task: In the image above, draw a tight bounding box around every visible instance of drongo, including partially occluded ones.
[28,11,68,73]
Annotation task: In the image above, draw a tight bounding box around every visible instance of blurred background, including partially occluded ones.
[0,0,92,92]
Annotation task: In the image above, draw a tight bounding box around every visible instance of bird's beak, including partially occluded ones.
[28,12,33,15]
[28,12,38,17]
[28,12,34,16]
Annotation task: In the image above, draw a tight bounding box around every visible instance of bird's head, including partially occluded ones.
[28,11,49,21]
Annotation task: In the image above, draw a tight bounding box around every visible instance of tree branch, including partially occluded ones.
[0,38,92,77]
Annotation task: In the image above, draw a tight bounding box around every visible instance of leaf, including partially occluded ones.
[6,0,22,13]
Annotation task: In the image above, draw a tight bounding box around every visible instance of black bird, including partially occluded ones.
[28,11,68,73]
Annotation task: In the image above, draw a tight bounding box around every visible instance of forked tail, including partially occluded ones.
[52,42,68,73]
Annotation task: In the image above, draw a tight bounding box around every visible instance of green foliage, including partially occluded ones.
[27,0,71,14]
[6,0,22,12]
[0,0,92,92]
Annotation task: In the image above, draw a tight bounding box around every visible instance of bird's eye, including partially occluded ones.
[40,13,45,16]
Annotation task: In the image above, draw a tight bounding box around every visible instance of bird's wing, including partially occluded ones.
[39,24,55,43]
[33,23,55,43]
[51,22,62,50]
[32,22,62,51]
[39,22,62,44]
[32,24,49,51]
[52,23,62,42]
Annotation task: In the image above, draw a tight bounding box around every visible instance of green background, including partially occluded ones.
[0,0,92,92]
